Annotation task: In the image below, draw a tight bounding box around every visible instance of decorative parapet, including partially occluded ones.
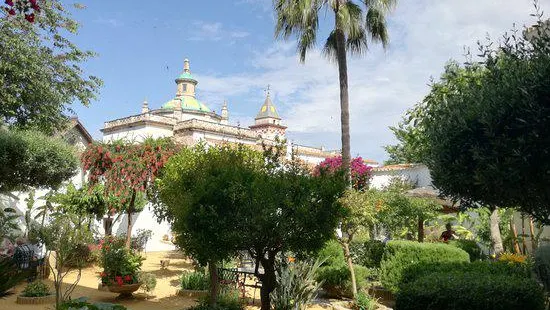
[373,163,425,172]
[102,112,175,132]
[174,119,260,141]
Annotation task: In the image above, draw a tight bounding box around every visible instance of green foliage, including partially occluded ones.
[138,272,157,293]
[50,183,111,220]
[399,261,531,288]
[0,207,20,239]
[448,240,483,262]
[0,129,77,193]
[395,270,545,310]
[192,290,245,310]
[0,257,28,296]
[271,259,323,310]
[379,240,469,293]
[353,292,377,310]
[318,240,346,268]
[180,270,210,291]
[0,0,101,134]
[98,236,143,285]
[534,245,550,293]
[58,297,127,310]
[385,13,550,223]
[350,240,385,268]
[316,264,371,298]
[22,281,51,297]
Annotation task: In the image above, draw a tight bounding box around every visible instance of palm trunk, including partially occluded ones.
[489,207,504,256]
[334,19,351,185]
[417,216,424,242]
[342,241,357,299]
[208,261,219,305]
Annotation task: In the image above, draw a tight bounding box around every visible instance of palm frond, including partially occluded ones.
[274,0,321,62]
[366,6,389,47]
[364,0,397,11]
[335,1,368,55]
[322,30,338,62]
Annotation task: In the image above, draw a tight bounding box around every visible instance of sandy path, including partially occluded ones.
[0,251,197,310]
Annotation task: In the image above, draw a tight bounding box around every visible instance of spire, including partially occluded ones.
[221,100,229,125]
[141,98,149,114]
[256,85,280,120]
[183,58,190,73]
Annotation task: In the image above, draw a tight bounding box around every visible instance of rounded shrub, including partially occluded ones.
[395,271,545,310]
[316,264,371,298]
[350,240,385,268]
[448,239,483,262]
[379,240,469,293]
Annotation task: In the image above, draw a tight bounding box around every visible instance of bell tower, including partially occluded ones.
[249,85,286,141]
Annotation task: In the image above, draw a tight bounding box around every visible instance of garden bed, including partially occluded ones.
[16,294,55,305]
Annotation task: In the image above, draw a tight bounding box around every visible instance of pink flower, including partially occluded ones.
[25,13,35,22]
[5,0,13,6]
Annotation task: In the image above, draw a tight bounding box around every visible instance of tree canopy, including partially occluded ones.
[385,18,550,223]
[155,143,346,309]
[0,0,101,133]
[0,129,78,193]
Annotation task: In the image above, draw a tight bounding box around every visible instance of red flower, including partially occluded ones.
[100,272,107,277]
[115,276,123,286]
[124,275,132,282]
[5,0,13,6]
[31,3,40,12]
[25,13,35,22]
[29,0,37,5]
[7,8,15,15]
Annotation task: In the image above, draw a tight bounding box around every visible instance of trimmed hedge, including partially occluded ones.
[380,240,469,293]
[395,271,545,310]
[448,239,483,262]
[350,240,385,268]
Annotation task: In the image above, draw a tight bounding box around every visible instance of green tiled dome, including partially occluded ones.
[162,96,210,112]
[177,72,195,80]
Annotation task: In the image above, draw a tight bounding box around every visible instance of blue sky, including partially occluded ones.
[70,0,548,162]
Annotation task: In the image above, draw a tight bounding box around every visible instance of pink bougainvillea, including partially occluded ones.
[313,156,372,190]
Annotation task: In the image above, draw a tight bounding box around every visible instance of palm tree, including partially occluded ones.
[274,0,396,299]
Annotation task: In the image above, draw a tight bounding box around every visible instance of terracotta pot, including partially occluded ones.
[107,283,142,297]
[16,294,55,305]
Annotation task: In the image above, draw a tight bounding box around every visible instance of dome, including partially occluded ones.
[162,96,211,112]
[177,72,195,81]
[255,94,280,119]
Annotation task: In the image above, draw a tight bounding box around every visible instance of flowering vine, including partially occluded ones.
[313,156,372,190]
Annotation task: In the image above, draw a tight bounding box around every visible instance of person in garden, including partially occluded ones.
[440,223,457,241]
[0,237,14,256]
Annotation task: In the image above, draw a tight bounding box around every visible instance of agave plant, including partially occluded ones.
[271,258,324,310]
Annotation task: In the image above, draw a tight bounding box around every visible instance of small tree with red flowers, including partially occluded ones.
[81,137,177,248]
[314,156,373,298]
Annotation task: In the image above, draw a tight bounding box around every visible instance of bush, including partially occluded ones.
[58,297,127,310]
[399,260,531,288]
[395,271,545,310]
[350,240,385,268]
[181,270,209,291]
[318,240,345,267]
[271,259,322,310]
[191,289,244,310]
[379,240,469,293]
[353,292,377,310]
[66,243,92,267]
[138,272,157,293]
[448,239,483,262]
[22,281,50,297]
[0,257,28,296]
[498,252,527,264]
[534,245,550,293]
[316,264,371,298]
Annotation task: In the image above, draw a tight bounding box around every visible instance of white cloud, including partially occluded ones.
[187,21,250,41]
[94,17,123,27]
[195,0,550,162]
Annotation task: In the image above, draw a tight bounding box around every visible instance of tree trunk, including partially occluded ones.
[126,191,136,248]
[259,251,277,310]
[208,261,219,305]
[489,207,504,256]
[342,241,357,299]
[509,215,520,254]
[529,216,538,252]
[417,217,424,242]
[334,16,351,185]
[521,214,527,254]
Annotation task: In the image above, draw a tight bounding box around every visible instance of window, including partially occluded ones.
[183,84,188,92]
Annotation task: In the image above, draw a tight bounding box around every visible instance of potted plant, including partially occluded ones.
[98,236,144,297]
[17,281,55,304]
